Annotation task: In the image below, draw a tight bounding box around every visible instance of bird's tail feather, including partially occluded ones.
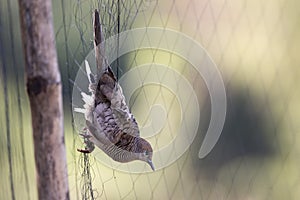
[94,9,106,77]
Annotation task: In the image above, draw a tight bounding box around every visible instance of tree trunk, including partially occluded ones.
[17,0,69,199]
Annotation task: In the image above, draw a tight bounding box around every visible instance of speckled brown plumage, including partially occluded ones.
[76,10,154,171]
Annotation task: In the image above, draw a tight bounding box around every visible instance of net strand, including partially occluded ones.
[79,154,97,200]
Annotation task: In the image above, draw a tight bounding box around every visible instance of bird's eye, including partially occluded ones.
[144,151,148,156]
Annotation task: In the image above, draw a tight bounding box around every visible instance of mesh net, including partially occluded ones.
[1,0,300,199]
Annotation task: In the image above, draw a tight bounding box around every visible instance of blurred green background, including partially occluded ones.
[1,0,300,199]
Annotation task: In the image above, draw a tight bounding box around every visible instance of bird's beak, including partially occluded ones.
[147,160,155,171]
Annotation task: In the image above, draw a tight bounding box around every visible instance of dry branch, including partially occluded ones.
[17,0,69,199]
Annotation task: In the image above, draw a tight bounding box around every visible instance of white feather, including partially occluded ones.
[85,60,92,84]
[81,92,94,106]
[74,108,86,113]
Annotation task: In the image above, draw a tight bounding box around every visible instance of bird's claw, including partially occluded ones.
[78,128,95,153]
[77,148,92,154]
[77,140,95,154]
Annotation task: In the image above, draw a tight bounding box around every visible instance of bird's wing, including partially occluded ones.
[110,82,140,137]
[94,67,140,137]
[112,108,140,137]
[86,119,114,147]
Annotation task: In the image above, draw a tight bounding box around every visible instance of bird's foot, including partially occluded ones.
[77,128,95,153]
[77,148,92,154]
[77,140,95,154]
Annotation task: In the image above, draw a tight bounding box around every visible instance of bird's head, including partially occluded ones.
[136,138,155,171]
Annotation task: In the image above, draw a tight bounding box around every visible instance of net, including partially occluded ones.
[1,0,300,199]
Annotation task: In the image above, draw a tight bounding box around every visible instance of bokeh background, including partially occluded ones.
[1,0,300,199]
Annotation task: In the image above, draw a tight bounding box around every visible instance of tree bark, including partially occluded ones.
[18,0,69,199]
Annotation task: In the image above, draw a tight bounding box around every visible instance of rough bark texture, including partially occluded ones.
[17,0,69,199]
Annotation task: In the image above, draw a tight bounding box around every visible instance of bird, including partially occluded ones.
[74,10,154,171]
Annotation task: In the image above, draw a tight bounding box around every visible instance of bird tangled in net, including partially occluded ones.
[74,10,154,171]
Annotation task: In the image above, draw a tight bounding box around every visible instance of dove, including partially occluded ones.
[75,10,154,171]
